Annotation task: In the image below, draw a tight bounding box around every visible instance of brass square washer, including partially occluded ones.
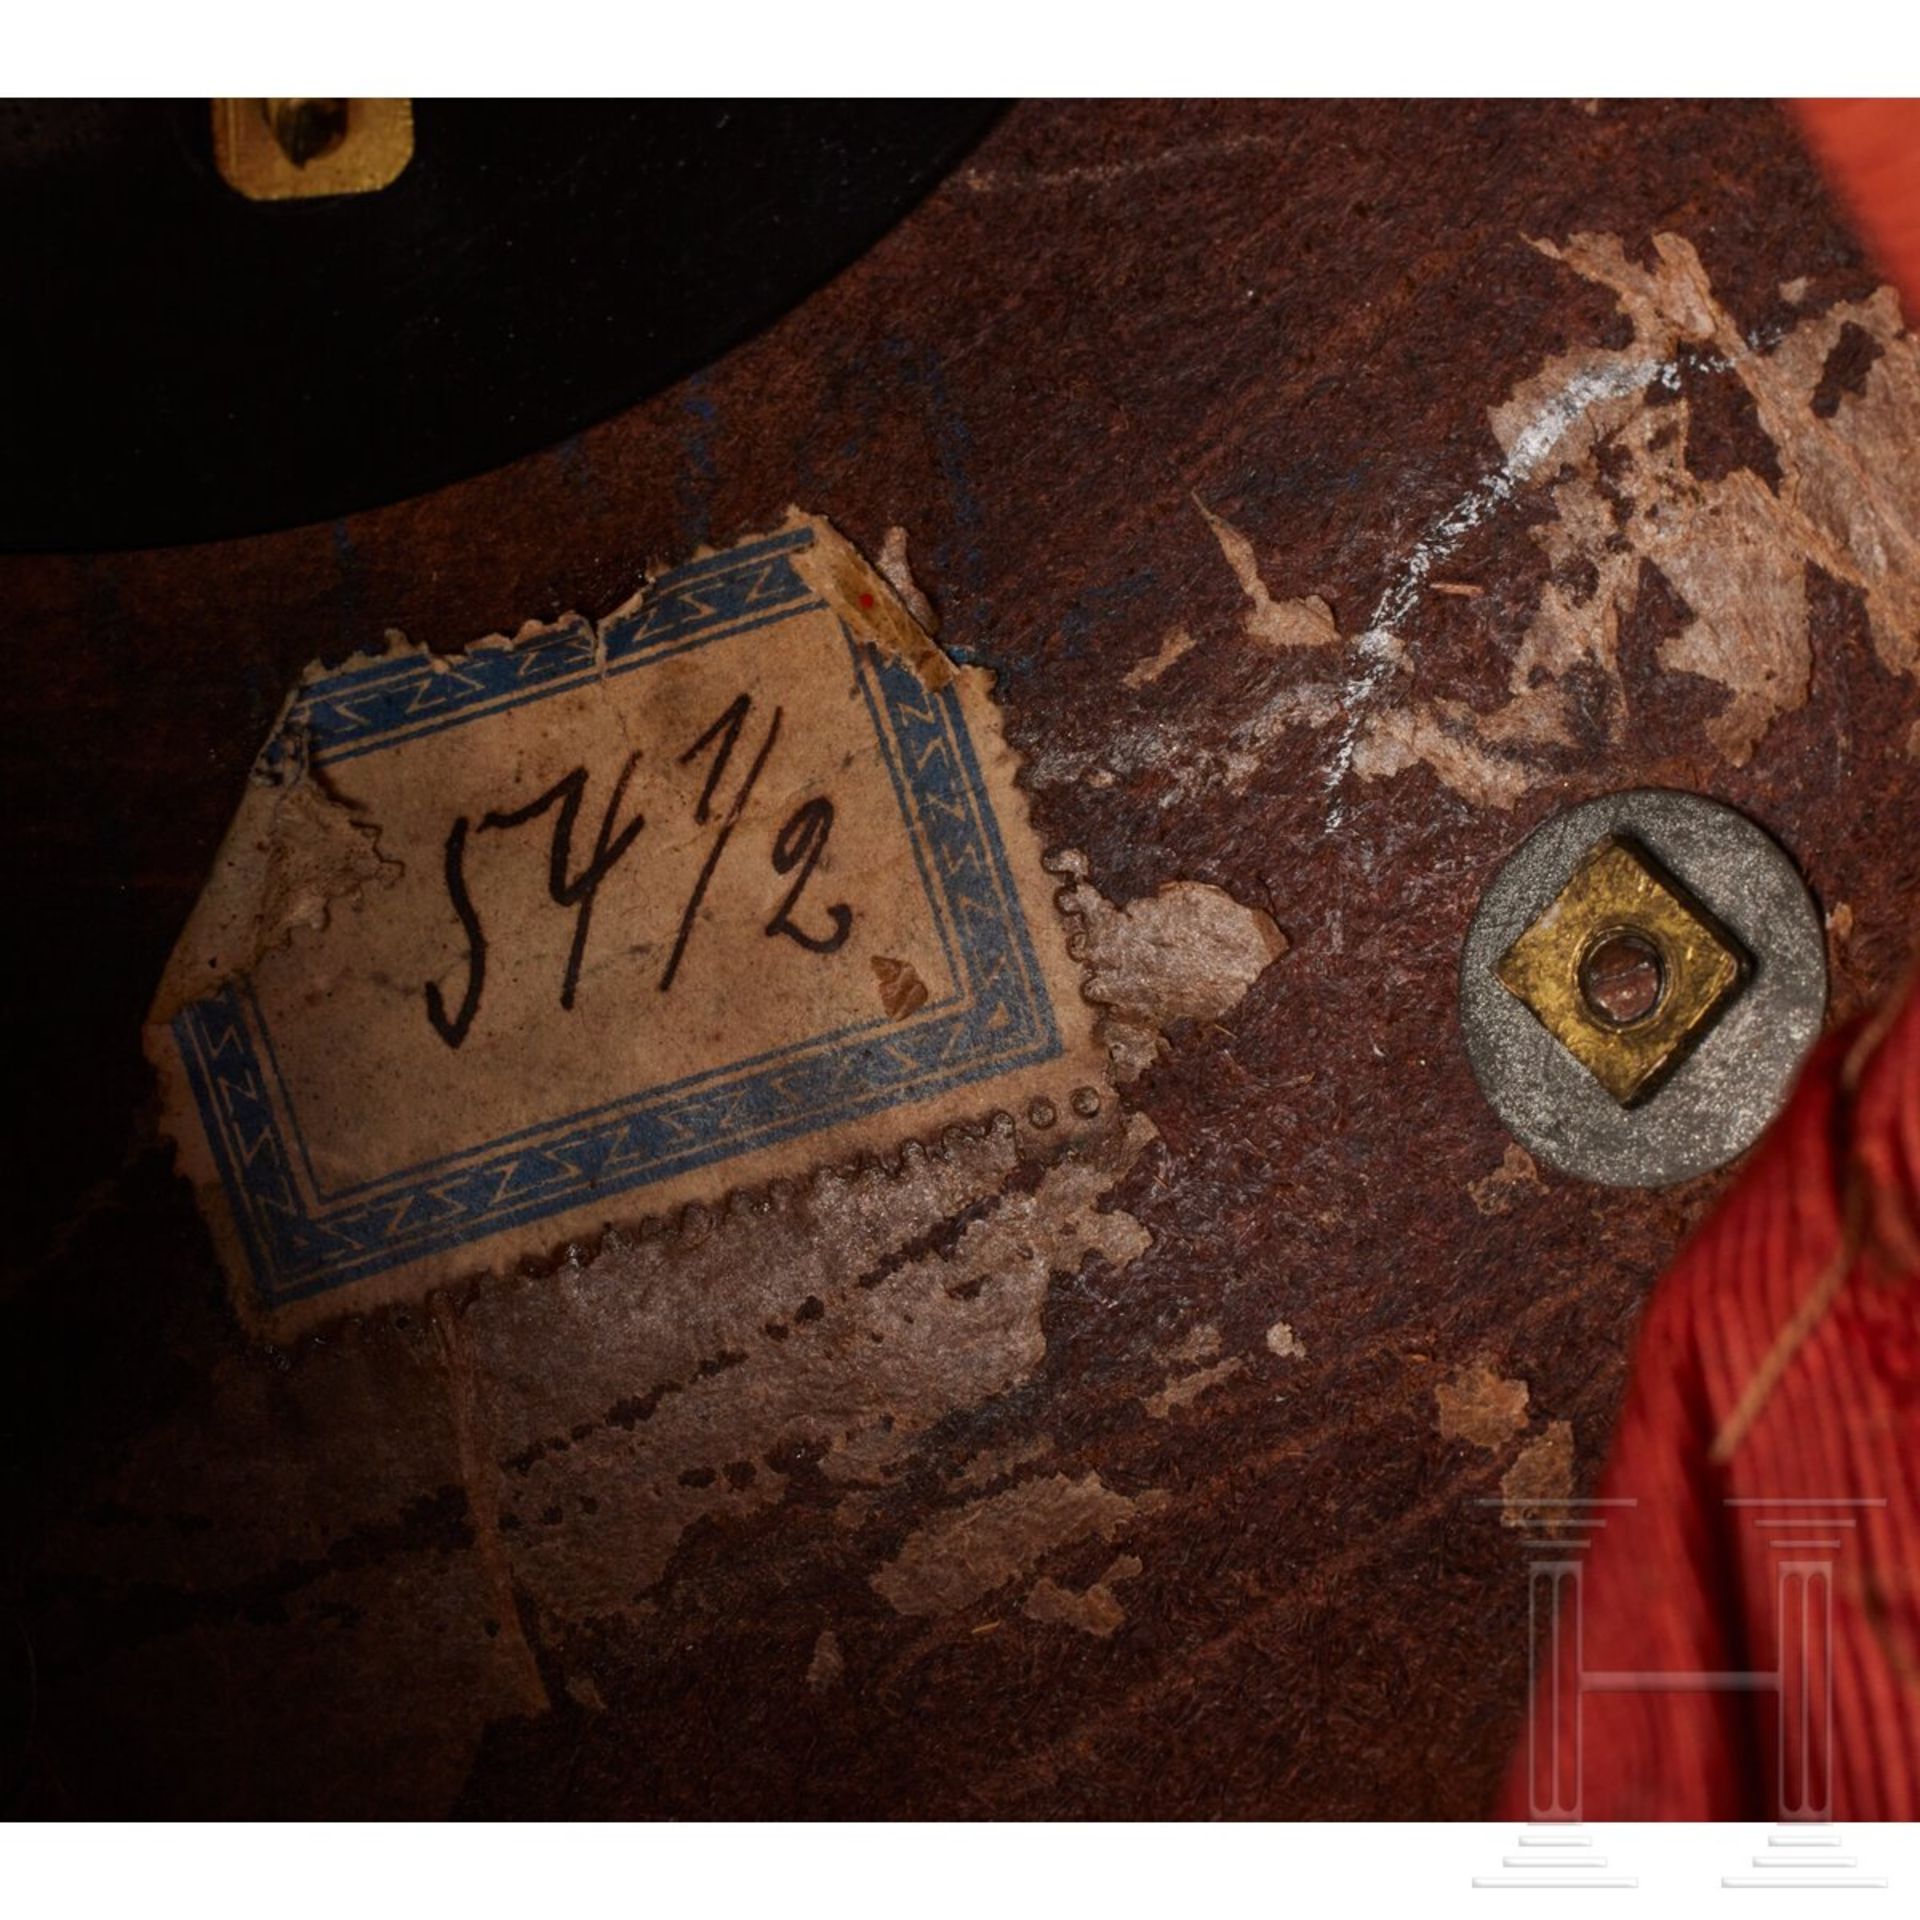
[1494,834,1748,1107]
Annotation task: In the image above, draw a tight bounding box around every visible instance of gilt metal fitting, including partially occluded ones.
[1494,834,1748,1108]
[1461,790,1825,1187]
[212,99,414,202]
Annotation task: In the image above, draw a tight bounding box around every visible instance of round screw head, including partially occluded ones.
[1579,929,1667,1029]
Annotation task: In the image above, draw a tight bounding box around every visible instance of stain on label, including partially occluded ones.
[148,513,1103,1330]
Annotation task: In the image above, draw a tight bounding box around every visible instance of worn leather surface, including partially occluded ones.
[6,99,1919,1819]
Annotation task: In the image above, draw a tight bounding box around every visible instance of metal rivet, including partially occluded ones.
[1494,834,1748,1108]
[212,99,415,202]
[1579,930,1666,1029]
[1027,1098,1058,1130]
[1461,790,1825,1187]
[1070,1086,1102,1119]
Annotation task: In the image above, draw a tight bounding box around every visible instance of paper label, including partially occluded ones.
[148,515,1103,1329]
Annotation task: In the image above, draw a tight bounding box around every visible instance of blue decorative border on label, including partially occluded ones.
[173,527,1065,1305]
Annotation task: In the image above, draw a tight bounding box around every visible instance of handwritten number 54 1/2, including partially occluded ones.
[425,695,852,1050]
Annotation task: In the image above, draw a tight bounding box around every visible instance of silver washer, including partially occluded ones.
[1459,789,1827,1187]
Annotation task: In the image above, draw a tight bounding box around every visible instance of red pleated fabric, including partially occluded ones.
[1794,102,1920,328]
[1495,975,1920,1820]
